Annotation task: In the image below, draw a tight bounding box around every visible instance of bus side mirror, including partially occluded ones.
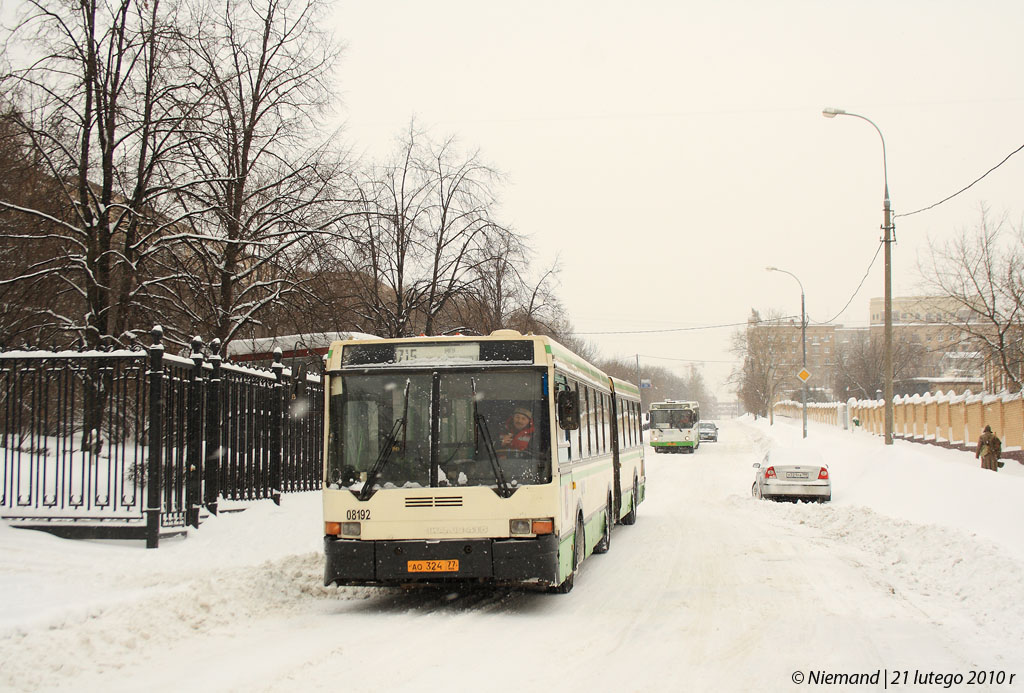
[557,388,580,430]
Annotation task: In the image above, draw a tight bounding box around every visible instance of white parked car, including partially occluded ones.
[751,448,830,503]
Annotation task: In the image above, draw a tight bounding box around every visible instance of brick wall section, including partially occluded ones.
[1005,399,1024,449]
[937,400,950,443]
[967,399,984,446]
[925,399,938,439]
[775,389,1024,453]
[950,401,966,444]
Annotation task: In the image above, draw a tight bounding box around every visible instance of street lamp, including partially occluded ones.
[766,266,807,439]
[822,106,894,446]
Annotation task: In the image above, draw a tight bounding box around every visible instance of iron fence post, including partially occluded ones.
[146,326,165,548]
[186,336,204,529]
[270,348,284,506]
[205,339,222,515]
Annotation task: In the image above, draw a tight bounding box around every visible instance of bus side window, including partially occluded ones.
[623,401,629,450]
[587,388,595,458]
[614,397,622,450]
[585,388,593,458]
[577,382,585,458]
[600,393,607,454]
[602,395,610,454]
[622,399,630,448]
[613,398,621,453]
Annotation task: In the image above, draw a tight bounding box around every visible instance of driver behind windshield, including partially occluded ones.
[499,406,534,454]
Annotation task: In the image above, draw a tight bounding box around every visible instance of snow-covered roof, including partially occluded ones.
[943,351,982,360]
[226,331,380,358]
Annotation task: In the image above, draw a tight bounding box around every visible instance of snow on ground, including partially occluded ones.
[1,416,1023,692]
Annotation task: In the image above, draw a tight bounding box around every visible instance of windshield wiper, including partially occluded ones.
[358,379,410,501]
[475,414,512,498]
[471,377,512,498]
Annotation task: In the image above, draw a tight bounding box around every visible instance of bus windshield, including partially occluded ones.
[650,409,696,430]
[327,370,550,494]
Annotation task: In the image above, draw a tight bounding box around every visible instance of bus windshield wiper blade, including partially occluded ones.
[475,414,511,498]
[358,379,410,501]
[469,377,511,498]
[358,417,404,500]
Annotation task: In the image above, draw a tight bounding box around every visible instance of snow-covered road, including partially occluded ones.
[3,417,1022,692]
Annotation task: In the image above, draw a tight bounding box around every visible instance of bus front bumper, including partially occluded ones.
[324,535,559,587]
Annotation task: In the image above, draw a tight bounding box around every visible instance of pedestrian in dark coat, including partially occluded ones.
[975,425,1002,472]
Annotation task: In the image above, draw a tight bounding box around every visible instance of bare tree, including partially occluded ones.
[168,0,343,348]
[830,330,925,400]
[448,230,563,336]
[342,126,512,338]
[0,105,74,345]
[920,206,1024,391]
[730,309,792,421]
[418,136,505,335]
[0,0,194,348]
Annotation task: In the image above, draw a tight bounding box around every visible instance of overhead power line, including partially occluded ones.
[579,234,884,337]
[896,142,1024,218]
[576,318,797,336]
[810,240,884,326]
[639,354,737,364]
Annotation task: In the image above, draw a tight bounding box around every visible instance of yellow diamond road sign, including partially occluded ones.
[797,368,811,383]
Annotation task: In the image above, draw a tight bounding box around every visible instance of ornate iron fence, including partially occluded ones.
[1,327,324,547]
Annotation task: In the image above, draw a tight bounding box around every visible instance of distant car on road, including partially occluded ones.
[698,421,718,442]
[752,448,830,503]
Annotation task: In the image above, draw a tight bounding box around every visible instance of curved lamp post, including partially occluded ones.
[766,266,807,439]
[822,107,894,446]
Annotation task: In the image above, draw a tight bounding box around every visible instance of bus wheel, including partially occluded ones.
[574,514,585,568]
[551,571,574,594]
[551,514,584,594]
[594,495,612,554]
[621,479,638,525]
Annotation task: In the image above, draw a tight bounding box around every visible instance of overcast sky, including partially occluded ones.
[329,1,1023,399]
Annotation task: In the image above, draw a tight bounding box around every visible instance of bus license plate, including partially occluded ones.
[407,559,459,573]
[786,472,808,479]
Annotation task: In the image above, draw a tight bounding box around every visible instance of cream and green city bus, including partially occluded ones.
[321,330,645,592]
[648,399,701,454]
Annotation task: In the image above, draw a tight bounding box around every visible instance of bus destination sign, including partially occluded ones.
[340,340,534,367]
[394,343,480,364]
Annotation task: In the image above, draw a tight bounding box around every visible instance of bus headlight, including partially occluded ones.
[510,519,532,535]
[510,518,554,535]
[326,521,361,537]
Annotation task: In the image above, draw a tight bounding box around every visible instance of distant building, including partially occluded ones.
[747,296,985,403]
